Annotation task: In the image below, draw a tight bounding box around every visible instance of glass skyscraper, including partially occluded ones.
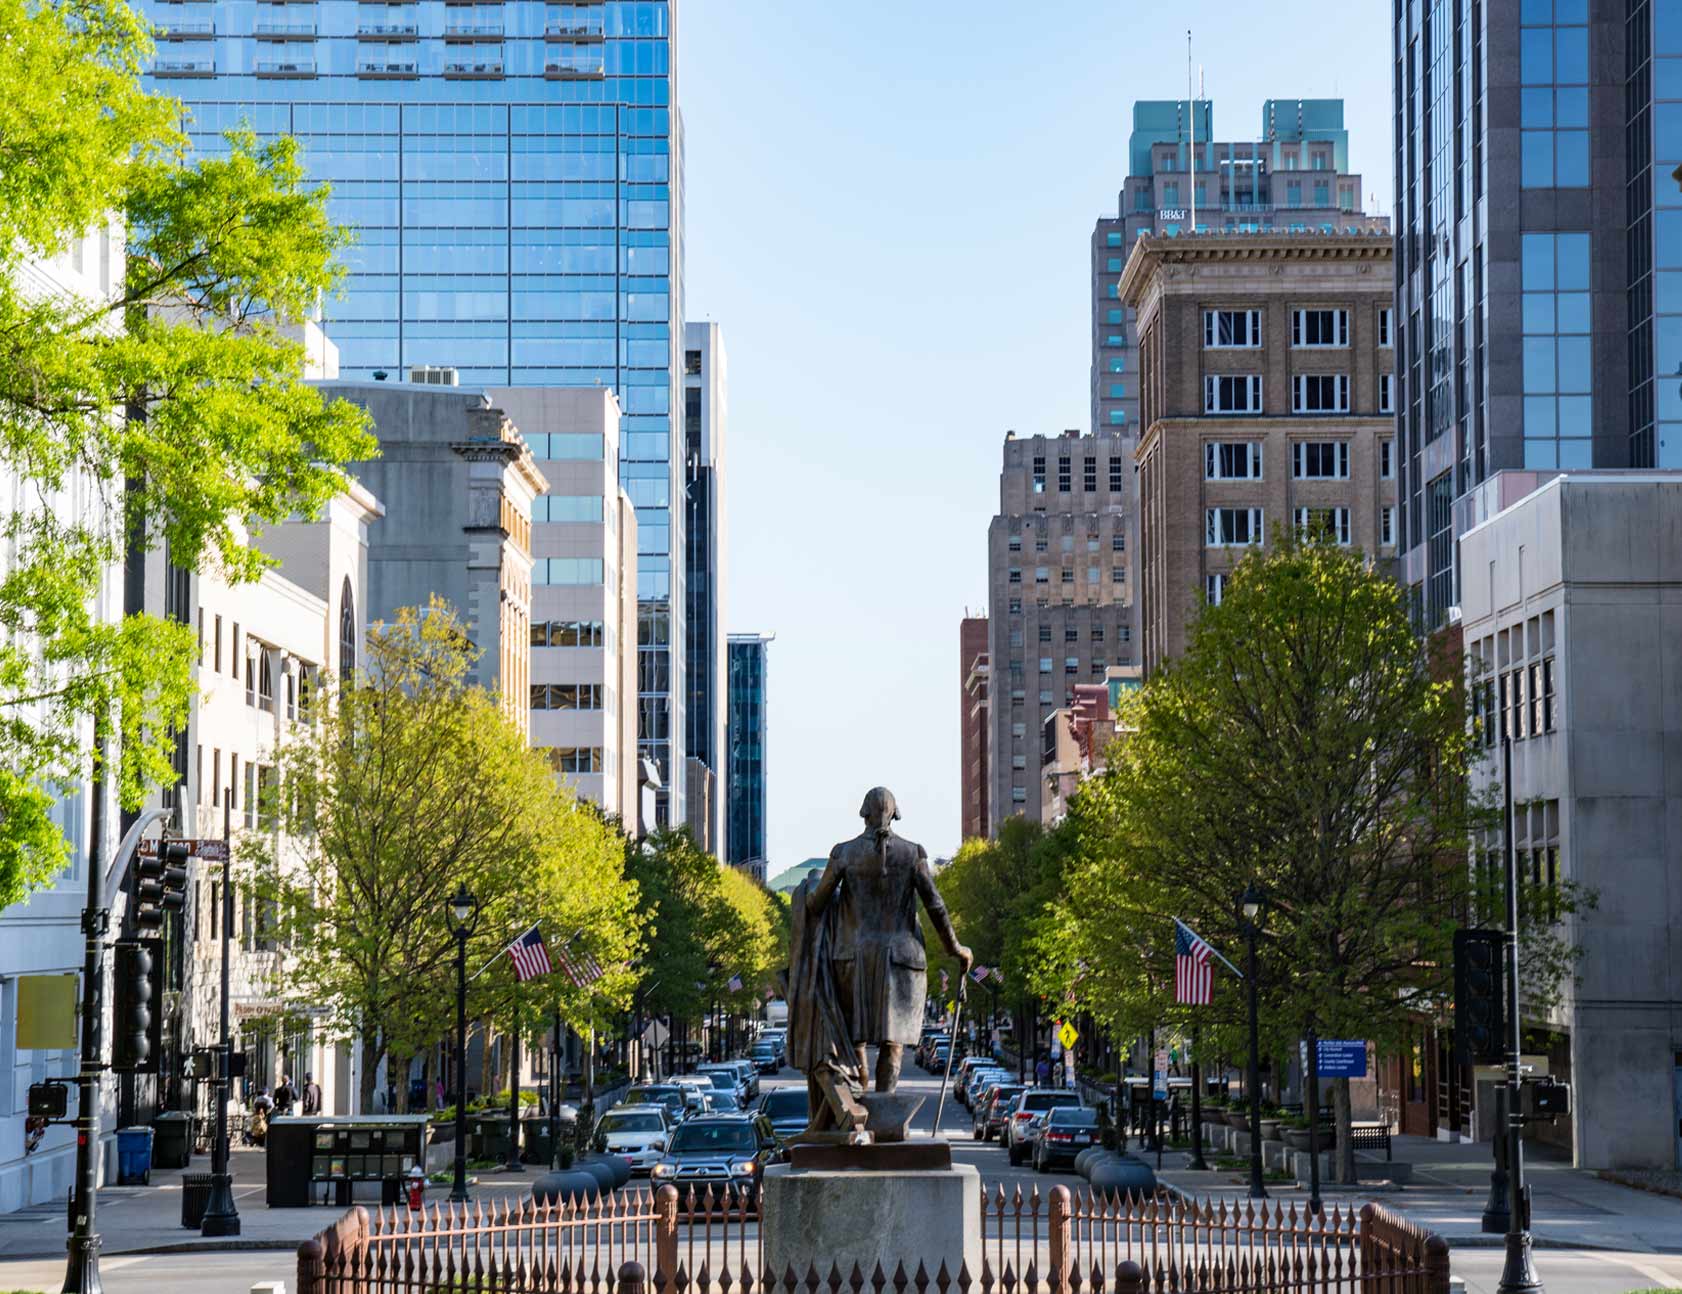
[140,0,687,818]
[725,632,770,878]
[1393,0,1682,627]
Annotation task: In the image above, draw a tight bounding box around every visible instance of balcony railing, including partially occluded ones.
[544,20,603,37]
[158,20,215,36]
[443,22,502,36]
[443,60,503,76]
[545,56,604,77]
[254,21,317,35]
[356,22,417,36]
[255,60,317,75]
[357,60,417,75]
[153,58,215,74]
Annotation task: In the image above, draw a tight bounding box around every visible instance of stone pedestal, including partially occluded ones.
[762,1158,982,1280]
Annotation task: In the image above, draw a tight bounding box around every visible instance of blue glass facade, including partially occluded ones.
[726,634,769,871]
[140,0,686,815]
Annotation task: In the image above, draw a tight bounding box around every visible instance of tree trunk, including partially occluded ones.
[358,1030,381,1112]
[478,1017,495,1102]
[392,1048,412,1113]
[1333,1076,1356,1184]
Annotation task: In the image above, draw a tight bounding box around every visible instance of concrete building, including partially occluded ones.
[183,485,381,1117]
[985,431,1132,825]
[138,0,691,830]
[1118,233,1398,671]
[726,633,772,880]
[1090,99,1388,448]
[325,381,546,740]
[0,228,126,1209]
[1460,472,1682,1171]
[1392,2,1682,627]
[486,387,639,823]
[683,323,728,855]
[958,615,990,841]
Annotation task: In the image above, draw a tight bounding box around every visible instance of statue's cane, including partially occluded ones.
[932,976,967,1136]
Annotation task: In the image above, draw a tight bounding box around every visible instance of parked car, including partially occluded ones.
[961,1064,1009,1111]
[701,1089,742,1113]
[649,1114,779,1210]
[916,1032,949,1070]
[757,1087,811,1142]
[592,1104,671,1175]
[749,1039,781,1074]
[951,1057,992,1108]
[696,1063,749,1103]
[727,1058,760,1100]
[1005,1090,1084,1166]
[1032,1106,1101,1172]
[620,1084,692,1125]
[974,1083,1025,1141]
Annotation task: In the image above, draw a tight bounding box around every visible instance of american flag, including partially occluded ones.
[507,926,552,982]
[1174,920,1214,1006]
[969,964,991,985]
[555,939,605,989]
[989,967,1005,986]
[727,974,743,992]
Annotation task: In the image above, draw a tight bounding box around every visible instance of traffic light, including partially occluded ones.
[133,842,189,933]
[111,938,163,1073]
[1453,928,1506,1065]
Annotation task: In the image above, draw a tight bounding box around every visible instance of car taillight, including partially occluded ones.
[1013,1111,1033,1121]
[1046,1133,1072,1143]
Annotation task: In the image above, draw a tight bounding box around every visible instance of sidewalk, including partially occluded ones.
[1156,1133,1682,1254]
[0,1146,555,1259]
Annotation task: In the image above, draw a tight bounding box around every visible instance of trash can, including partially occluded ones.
[153,1111,193,1170]
[116,1127,153,1186]
[180,1172,214,1228]
[475,1114,511,1162]
[522,1123,553,1166]
[381,1175,403,1207]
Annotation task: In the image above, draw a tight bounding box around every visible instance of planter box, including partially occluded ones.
[1231,1130,1252,1156]
[1224,1112,1251,1130]
[1262,1139,1289,1172]
[1282,1128,1316,1152]
[1291,1150,1333,1185]
[1258,1119,1283,1141]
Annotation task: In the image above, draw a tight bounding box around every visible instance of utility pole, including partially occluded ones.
[1497,734,1542,1294]
[63,733,108,1294]
[201,790,240,1235]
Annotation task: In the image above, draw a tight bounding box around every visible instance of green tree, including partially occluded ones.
[0,0,371,902]
[1050,542,1581,1180]
[259,603,635,1110]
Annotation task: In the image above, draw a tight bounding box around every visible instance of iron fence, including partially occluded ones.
[297,1183,1448,1294]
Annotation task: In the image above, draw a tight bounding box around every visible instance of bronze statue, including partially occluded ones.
[786,788,971,1134]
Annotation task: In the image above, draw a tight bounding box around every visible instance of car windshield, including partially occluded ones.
[599,1113,665,1134]
[626,1088,683,1109]
[988,1087,1024,1105]
[1047,1108,1100,1127]
[763,1090,809,1119]
[1024,1094,1081,1111]
[701,1072,735,1089]
[669,1123,757,1154]
[707,1092,741,1110]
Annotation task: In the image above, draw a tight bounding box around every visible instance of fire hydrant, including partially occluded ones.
[405,1164,426,1211]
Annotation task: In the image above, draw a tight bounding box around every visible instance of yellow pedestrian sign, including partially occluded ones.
[1057,1020,1079,1050]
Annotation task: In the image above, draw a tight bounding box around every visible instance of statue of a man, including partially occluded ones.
[806,787,971,1094]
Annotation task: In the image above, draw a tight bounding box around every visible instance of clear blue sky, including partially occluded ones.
[681,2,1393,871]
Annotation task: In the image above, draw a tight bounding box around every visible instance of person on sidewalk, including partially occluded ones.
[1035,1054,1051,1086]
[301,1072,322,1116]
[274,1074,296,1116]
[251,1088,274,1147]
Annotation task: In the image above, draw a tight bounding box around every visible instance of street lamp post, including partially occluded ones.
[200,789,241,1236]
[1497,733,1543,1294]
[1240,884,1267,1200]
[446,884,479,1205]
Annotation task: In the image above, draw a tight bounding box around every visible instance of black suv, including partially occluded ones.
[649,1113,780,1210]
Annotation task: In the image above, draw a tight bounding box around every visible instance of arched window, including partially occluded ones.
[257,653,274,713]
[339,578,357,683]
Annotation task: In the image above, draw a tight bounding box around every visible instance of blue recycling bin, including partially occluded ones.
[116,1126,153,1185]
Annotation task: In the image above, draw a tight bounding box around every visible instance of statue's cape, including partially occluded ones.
[785,874,857,1076]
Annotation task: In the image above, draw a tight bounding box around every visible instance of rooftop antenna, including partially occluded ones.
[1186,31,1196,236]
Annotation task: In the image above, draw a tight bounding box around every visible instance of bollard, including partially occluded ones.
[1114,1259,1145,1294]
[618,1260,647,1294]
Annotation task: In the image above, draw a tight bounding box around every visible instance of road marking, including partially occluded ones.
[1619,1256,1682,1289]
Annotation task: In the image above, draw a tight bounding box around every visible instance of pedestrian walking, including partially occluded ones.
[251,1088,274,1146]
[301,1071,323,1116]
[274,1074,297,1116]
[1035,1054,1051,1086]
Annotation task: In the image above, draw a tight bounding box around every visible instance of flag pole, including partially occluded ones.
[1175,916,1244,979]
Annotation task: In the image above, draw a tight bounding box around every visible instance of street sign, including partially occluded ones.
[1057,1021,1079,1050]
[1302,1039,1368,1079]
[1153,1047,1169,1101]
[139,838,229,861]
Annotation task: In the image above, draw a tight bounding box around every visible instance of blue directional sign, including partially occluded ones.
[1314,1040,1368,1078]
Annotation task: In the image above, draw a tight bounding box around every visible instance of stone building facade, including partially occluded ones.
[1119,233,1398,671]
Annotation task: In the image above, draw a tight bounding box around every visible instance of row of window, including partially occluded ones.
[1202,374,1394,415]
[1204,505,1397,549]
[1029,455,1127,494]
[1473,658,1558,746]
[530,682,602,711]
[546,745,603,773]
[1204,439,1395,481]
[531,494,604,523]
[532,557,603,585]
[1010,624,1120,646]
[531,618,605,647]
[1203,308,1392,350]
[1008,533,1126,553]
[1007,565,1128,586]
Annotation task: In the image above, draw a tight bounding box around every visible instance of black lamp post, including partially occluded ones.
[200,789,241,1236]
[1240,884,1267,1200]
[446,884,479,1205]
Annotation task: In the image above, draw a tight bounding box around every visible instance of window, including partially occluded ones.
[1034,534,1048,552]
[1011,753,1026,770]
[1063,625,1078,643]
[1007,567,1022,584]
[1011,722,1025,740]
[1541,656,1556,732]
[1060,567,1074,585]
[1090,625,1105,642]
[532,619,605,647]
[1108,457,1122,491]
[1111,533,1125,552]
[530,683,603,711]
[1008,536,1021,551]
[1203,374,1263,414]
[1008,598,1021,614]
[1039,657,1053,674]
[1203,309,1262,348]
[1378,308,1394,347]
[213,614,222,672]
[1011,786,1027,804]
[1292,441,1350,479]
[1031,455,1046,492]
[1034,567,1049,584]
[1206,573,1226,605]
[1293,506,1352,545]
[1519,8,1590,189]
[1521,231,1593,466]
[1058,456,1072,492]
[1065,656,1079,675]
[1204,442,1263,480]
[547,746,603,774]
[1039,624,1053,643]
[1086,565,1100,584]
[1381,506,1396,546]
[534,558,605,585]
[1205,508,1264,547]
[1291,309,1349,348]
[1292,374,1350,414]
[1379,374,1395,414]
[1083,459,1097,492]
[532,495,605,524]
[1380,439,1395,479]
[338,580,355,682]
[256,653,274,713]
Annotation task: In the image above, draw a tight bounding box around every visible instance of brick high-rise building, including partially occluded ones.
[958,615,989,840]
[985,432,1132,826]
[1118,233,1398,671]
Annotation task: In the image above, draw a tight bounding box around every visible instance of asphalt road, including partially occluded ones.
[0,1063,1674,1294]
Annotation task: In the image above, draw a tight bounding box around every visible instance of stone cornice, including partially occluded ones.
[1118,232,1393,308]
